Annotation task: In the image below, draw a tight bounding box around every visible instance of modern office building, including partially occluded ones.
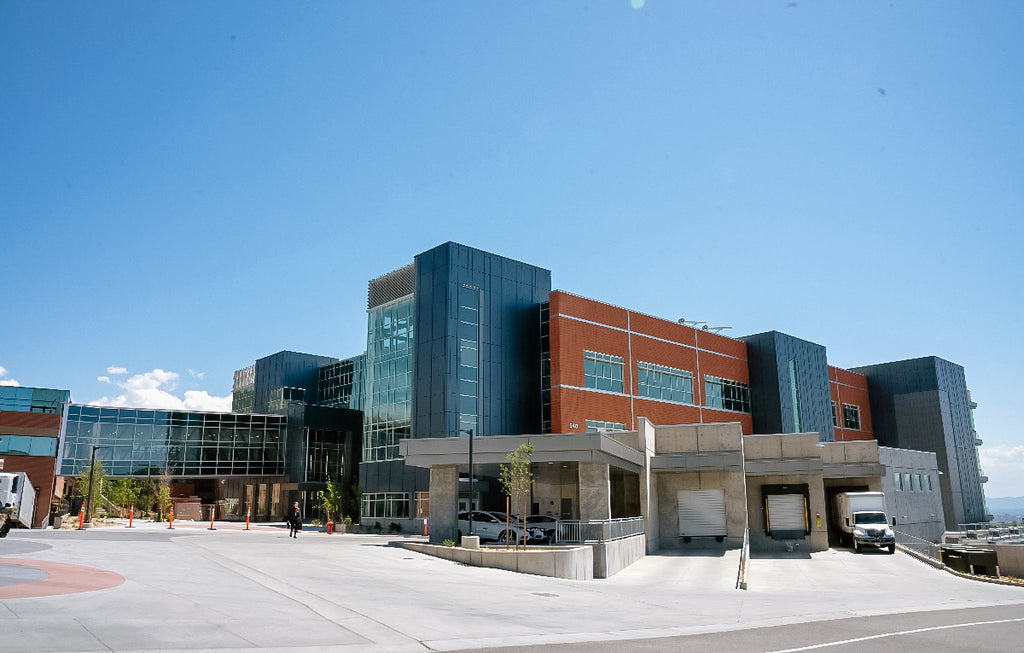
[0,386,69,526]
[853,357,989,529]
[359,242,552,520]
[42,241,982,540]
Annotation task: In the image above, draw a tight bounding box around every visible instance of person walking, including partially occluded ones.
[287,501,302,538]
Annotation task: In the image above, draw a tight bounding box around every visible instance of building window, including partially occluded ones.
[362,492,409,519]
[903,472,912,491]
[457,284,480,435]
[831,401,838,427]
[842,404,861,430]
[584,351,624,393]
[637,362,693,404]
[913,473,922,491]
[704,376,751,413]
[788,359,801,432]
[923,474,932,492]
[363,296,414,462]
[586,420,626,433]
[894,472,902,491]
[0,434,58,457]
[416,491,430,519]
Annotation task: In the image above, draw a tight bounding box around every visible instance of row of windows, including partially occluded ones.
[831,401,862,430]
[894,472,932,492]
[67,405,284,427]
[637,362,694,404]
[0,434,57,457]
[585,420,626,433]
[362,492,410,519]
[583,351,751,413]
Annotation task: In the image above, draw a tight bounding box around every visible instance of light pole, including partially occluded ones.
[83,445,111,527]
[457,428,473,536]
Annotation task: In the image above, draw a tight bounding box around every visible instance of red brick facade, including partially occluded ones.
[548,291,754,434]
[828,366,873,441]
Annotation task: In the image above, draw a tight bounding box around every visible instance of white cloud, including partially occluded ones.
[188,369,206,380]
[97,376,111,384]
[89,368,231,412]
[979,445,1024,498]
[107,366,128,375]
[0,366,18,386]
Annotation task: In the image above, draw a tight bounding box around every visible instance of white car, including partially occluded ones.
[457,511,545,543]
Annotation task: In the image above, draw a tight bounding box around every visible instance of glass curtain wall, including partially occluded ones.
[362,296,414,462]
[59,405,286,477]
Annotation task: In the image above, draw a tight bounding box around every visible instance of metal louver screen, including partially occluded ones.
[677,489,727,537]
[368,263,416,309]
[766,494,807,533]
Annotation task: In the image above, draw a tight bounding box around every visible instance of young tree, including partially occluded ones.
[77,459,109,520]
[499,443,534,550]
[106,478,141,516]
[318,477,344,524]
[156,477,172,521]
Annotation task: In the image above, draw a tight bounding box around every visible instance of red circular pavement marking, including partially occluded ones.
[0,558,124,599]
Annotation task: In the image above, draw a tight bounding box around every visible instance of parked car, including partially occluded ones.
[525,515,558,542]
[457,511,545,543]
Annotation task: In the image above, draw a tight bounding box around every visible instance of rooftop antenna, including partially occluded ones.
[705,326,733,334]
[678,318,707,328]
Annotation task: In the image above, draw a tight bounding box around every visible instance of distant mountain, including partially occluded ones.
[986,496,1024,520]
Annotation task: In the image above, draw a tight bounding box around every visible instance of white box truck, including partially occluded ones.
[834,491,895,554]
[0,472,37,534]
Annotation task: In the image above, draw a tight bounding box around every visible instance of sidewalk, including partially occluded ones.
[1,525,1022,652]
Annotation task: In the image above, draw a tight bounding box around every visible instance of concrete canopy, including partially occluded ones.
[399,432,644,474]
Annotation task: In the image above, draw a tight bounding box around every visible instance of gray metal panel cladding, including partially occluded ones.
[411,242,551,441]
[740,331,833,441]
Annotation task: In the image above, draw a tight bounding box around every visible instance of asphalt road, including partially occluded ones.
[1,521,1022,652]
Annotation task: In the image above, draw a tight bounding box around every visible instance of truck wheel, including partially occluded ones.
[887,544,896,554]
[853,541,860,553]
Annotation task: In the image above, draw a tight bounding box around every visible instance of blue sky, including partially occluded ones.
[2,2,1022,496]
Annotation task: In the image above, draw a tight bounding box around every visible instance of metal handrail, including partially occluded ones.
[556,517,644,543]
[735,527,750,590]
[894,529,941,561]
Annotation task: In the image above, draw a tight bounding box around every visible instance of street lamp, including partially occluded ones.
[456,428,473,536]
[83,445,111,527]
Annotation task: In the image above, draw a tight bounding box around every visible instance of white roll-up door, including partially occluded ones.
[766,494,807,533]
[677,489,727,538]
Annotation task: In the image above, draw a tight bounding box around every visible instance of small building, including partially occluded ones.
[0,386,69,527]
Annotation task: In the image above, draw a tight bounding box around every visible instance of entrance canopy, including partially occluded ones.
[400,432,643,473]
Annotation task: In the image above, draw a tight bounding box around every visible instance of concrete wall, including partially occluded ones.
[401,542,594,580]
[993,544,1024,578]
[591,534,646,578]
[879,446,945,542]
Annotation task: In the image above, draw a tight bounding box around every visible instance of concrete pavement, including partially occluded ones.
[1,520,1022,652]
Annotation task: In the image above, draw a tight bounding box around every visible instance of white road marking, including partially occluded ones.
[765,617,1024,652]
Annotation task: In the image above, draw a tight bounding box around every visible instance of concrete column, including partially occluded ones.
[578,461,611,522]
[428,465,459,545]
[637,417,660,553]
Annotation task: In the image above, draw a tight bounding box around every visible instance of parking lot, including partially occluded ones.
[2,522,1023,652]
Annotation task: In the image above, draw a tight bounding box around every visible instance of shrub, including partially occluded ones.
[343,516,353,526]
[442,539,456,547]
[372,521,383,534]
